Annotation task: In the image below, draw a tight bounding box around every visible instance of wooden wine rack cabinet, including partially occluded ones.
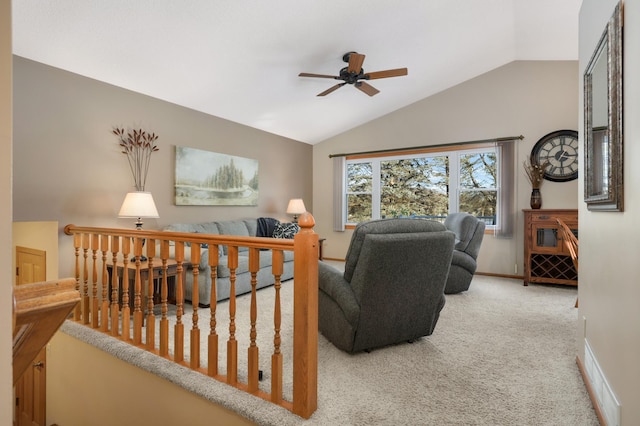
[523,209,578,286]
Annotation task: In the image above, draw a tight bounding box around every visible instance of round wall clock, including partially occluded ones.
[531,130,579,182]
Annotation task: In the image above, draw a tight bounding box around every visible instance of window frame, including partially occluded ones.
[344,144,499,229]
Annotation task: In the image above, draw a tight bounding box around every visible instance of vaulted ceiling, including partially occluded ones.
[12,0,582,144]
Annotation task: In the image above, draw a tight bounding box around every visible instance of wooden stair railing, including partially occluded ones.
[63,212,318,419]
[13,278,81,384]
[555,217,579,308]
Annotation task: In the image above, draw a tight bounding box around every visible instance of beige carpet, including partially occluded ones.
[63,266,598,426]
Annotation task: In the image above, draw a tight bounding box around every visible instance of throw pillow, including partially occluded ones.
[273,222,300,239]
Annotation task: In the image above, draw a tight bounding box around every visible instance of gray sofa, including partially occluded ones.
[318,218,455,353]
[162,219,294,307]
[443,212,486,294]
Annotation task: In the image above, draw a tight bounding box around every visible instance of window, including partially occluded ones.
[345,146,499,227]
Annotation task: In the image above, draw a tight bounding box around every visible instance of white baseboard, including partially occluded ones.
[584,339,621,426]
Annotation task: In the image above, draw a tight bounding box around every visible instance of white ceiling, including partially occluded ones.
[12,0,582,145]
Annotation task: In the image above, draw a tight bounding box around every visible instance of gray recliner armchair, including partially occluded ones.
[443,212,486,294]
[318,218,455,353]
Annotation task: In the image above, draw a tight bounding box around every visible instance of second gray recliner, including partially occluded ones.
[443,212,485,294]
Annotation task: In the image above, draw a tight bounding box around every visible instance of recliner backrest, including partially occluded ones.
[347,229,455,352]
[444,213,485,259]
[343,218,448,283]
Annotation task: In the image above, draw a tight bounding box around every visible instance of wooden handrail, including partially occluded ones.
[13,278,81,383]
[63,213,318,418]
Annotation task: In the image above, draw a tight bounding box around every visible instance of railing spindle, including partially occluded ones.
[121,237,131,341]
[73,233,81,321]
[110,235,120,336]
[100,234,110,331]
[133,237,143,345]
[247,247,260,393]
[190,245,201,369]
[227,245,238,385]
[146,239,156,349]
[91,234,99,328]
[159,240,170,356]
[174,242,185,362]
[82,233,90,324]
[271,249,284,403]
[208,244,219,377]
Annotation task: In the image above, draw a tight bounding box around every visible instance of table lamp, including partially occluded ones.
[119,191,159,261]
[286,198,306,223]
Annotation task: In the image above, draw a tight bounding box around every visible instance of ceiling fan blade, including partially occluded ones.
[299,72,339,79]
[355,81,380,97]
[347,52,365,74]
[365,68,408,80]
[317,83,347,96]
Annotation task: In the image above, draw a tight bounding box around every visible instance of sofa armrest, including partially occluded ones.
[318,262,359,326]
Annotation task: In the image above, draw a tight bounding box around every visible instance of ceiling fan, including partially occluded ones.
[298,51,408,97]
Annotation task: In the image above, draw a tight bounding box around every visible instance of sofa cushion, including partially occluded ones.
[163,223,206,234]
[199,222,221,235]
[216,250,294,278]
[216,220,251,236]
[243,219,258,237]
[162,223,220,247]
[273,222,299,239]
[216,220,251,254]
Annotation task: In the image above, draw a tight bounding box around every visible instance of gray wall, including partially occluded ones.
[312,60,579,276]
[12,57,313,277]
[579,1,640,424]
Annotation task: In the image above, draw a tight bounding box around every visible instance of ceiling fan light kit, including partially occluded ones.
[299,51,408,97]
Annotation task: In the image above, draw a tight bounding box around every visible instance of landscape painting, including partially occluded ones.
[175,146,259,206]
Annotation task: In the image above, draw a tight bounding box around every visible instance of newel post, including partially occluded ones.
[292,212,318,418]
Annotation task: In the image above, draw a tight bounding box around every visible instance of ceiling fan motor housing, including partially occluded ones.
[339,67,365,84]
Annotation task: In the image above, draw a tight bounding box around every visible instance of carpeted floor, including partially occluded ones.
[62,266,598,426]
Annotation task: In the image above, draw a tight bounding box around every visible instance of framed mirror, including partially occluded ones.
[584,2,623,211]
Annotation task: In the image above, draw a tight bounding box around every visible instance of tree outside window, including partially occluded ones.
[458,151,497,224]
[346,162,373,223]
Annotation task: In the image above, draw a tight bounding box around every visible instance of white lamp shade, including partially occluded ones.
[118,192,159,218]
[286,198,306,215]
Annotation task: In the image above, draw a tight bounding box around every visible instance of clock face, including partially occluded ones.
[531,130,579,182]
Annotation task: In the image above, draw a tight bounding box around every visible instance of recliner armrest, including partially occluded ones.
[318,262,360,326]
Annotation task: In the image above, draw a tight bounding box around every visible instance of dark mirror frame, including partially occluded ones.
[584,2,623,211]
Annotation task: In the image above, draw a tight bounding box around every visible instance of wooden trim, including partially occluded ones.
[475,271,523,280]
[576,356,607,426]
[321,257,346,262]
[330,135,524,159]
[346,142,495,160]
